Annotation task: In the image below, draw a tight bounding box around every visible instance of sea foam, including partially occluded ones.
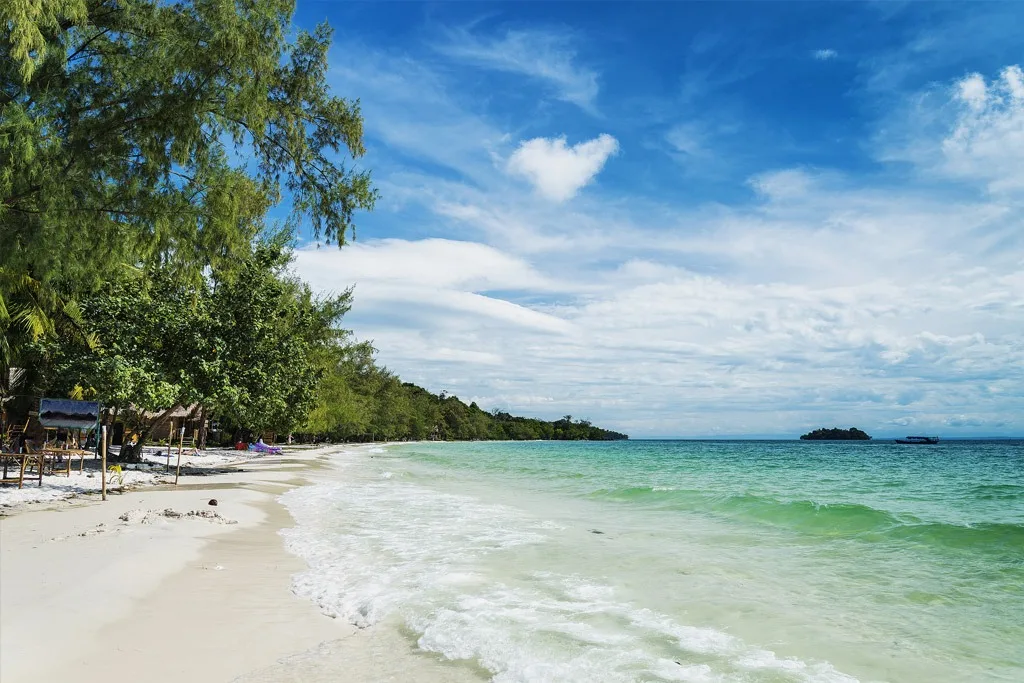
[279,451,860,682]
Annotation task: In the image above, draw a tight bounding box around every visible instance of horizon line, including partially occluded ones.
[633,435,1024,441]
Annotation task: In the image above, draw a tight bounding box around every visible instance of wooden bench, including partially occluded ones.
[41,448,93,476]
[0,447,45,489]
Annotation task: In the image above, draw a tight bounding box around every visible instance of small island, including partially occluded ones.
[800,427,872,441]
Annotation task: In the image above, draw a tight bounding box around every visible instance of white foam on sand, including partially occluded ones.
[281,478,545,627]
[279,454,861,683]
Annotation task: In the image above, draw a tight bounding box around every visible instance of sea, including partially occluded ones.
[279,440,1024,683]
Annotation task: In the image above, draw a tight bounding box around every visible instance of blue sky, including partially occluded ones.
[286,1,1024,438]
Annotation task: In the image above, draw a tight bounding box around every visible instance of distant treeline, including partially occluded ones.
[305,377,628,443]
[800,427,872,441]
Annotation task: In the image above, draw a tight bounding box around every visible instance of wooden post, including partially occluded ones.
[166,420,173,472]
[101,426,107,501]
[174,426,185,485]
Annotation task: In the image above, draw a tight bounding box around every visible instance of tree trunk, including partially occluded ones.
[197,405,207,450]
[104,406,119,453]
[120,404,179,462]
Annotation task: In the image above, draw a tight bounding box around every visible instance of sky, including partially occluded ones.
[285,1,1024,438]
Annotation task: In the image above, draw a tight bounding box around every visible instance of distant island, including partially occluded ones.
[800,427,872,441]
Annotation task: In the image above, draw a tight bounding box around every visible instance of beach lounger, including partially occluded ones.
[247,441,283,455]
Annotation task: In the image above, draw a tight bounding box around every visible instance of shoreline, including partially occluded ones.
[0,444,477,683]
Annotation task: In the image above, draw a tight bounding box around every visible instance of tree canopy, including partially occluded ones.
[1,0,376,369]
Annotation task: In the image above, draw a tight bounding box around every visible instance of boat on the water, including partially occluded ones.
[895,436,940,444]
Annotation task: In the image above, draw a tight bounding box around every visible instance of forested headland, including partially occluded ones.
[0,0,626,457]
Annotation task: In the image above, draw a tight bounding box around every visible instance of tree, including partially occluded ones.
[42,235,349,458]
[2,0,377,368]
[206,238,349,439]
[304,338,375,440]
[43,267,217,458]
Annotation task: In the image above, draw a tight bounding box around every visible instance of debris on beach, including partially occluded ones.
[48,508,236,542]
[117,508,237,525]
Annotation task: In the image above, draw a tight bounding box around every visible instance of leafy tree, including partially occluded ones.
[42,236,349,458]
[1,0,377,369]
[43,267,217,456]
[304,339,371,438]
[2,1,629,448]
[207,238,349,439]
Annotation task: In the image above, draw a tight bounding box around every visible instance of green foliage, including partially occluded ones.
[0,268,98,374]
[44,270,190,414]
[107,463,125,488]
[2,0,88,83]
[799,427,872,441]
[205,239,350,435]
[1,0,376,367]
[41,236,348,448]
[305,362,630,442]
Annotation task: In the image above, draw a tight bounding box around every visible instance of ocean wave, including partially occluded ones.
[411,572,858,683]
[587,487,905,531]
[967,483,1024,500]
[280,477,859,682]
[280,479,547,627]
[585,487,1024,551]
[886,521,1024,552]
[718,497,1024,553]
[717,496,911,535]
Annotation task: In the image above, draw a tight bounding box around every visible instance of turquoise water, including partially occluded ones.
[282,440,1024,682]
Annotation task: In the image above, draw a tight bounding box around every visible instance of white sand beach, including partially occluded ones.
[0,446,477,683]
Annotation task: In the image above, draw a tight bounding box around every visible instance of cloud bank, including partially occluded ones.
[944,66,1024,192]
[310,43,1024,437]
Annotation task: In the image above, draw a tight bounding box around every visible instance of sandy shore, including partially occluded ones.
[0,447,479,683]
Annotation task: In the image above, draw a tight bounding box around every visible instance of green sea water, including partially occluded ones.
[281,440,1024,682]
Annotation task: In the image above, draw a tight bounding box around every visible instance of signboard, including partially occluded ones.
[38,399,100,429]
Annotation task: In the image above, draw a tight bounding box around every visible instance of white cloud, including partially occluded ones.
[876,64,1024,197]
[506,134,619,202]
[813,49,838,61]
[294,238,547,292]
[943,65,1024,192]
[435,27,599,111]
[304,51,1024,436]
[748,168,816,200]
[1005,64,1024,100]
[297,177,1024,436]
[327,48,507,182]
[665,123,708,158]
[293,239,571,337]
[956,73,988,110]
